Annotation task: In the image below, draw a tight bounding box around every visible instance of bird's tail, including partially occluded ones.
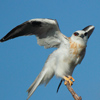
[27,70,46,100]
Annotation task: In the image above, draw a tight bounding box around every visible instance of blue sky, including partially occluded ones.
[0,0,100,100]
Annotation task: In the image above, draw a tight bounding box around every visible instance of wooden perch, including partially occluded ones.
[65,81,82,100]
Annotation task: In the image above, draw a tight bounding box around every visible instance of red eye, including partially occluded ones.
[74,32,79,36]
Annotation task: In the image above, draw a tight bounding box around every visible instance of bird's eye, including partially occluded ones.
[74,32,79,36]
[84,32,88,36]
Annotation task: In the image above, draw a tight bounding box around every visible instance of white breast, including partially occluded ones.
[54,40,86,78]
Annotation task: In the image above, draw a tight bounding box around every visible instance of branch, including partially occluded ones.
[65,82,82,100]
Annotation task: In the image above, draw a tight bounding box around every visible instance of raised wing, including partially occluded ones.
[0,18,68,48]
[82,25,95,38]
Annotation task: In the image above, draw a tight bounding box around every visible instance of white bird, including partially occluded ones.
[0,18,95,100]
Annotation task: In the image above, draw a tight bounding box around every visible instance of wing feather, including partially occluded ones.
[0,18,68,48]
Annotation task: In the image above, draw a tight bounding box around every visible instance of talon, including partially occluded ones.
[63,76,75,86]
[68,76,75,82]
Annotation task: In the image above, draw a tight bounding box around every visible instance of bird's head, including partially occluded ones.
[71,25,95,45]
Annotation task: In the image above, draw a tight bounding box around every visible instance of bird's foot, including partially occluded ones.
[63,76,75,86]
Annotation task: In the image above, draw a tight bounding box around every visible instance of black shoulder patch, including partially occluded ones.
[31,21,42,27]
[82,25,92,31]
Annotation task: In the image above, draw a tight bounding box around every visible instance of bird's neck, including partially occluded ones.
[69,37,87,47]
[68,37,86,56]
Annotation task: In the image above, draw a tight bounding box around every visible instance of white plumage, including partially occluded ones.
[0,18,95,100]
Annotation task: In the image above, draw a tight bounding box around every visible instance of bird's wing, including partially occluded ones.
[82,25,95,38]
[0,18,68,48]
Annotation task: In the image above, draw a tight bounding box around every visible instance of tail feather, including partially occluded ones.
[27,71,46,100]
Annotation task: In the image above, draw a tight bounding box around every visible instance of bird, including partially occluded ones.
[0,18,95,100]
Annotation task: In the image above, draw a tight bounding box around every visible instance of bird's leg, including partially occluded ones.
[63,76,75,86]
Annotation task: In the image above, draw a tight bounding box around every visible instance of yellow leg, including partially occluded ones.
[63,76,75,86]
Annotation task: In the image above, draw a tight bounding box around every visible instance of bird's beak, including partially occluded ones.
[82,25,95,38]
[80,34,84,38]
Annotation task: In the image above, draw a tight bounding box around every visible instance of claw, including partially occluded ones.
[63,76,75,86]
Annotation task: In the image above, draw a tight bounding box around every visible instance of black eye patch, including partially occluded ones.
[74,32,79,36]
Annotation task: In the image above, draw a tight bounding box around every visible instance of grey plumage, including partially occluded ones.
[0,18,95,100]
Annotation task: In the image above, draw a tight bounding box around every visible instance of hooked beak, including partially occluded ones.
[80,34,84,38]
[82,25,95,38]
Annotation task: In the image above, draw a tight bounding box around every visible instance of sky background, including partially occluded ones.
[0,0,100,100]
